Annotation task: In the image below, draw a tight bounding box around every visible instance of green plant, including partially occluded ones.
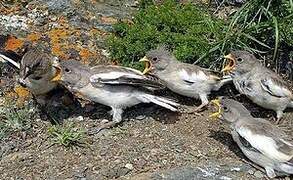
[48,123,85,147]
[0,99,34,140]
[106,0,225,69]
[107,0,292,70]
[218,0,293,65]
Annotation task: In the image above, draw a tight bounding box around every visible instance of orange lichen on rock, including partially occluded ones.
[100,16,118,24]
[13,86,31,107]
[26,33,41,42]
[4,36,24,51]
[79,48,92,64]
[14,86,31,98]
[47,28,69,58]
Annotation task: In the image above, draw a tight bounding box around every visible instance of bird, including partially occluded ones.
[212,97,293,178]
[18,47,60,104]
[51,59,179,132]
[139,46,232,112]
[221,50,293,122]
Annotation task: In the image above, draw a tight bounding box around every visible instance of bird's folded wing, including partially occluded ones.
[260,77,292,98]
[236,123,293,162]
[90,65,164,89]
[178,68,219,84]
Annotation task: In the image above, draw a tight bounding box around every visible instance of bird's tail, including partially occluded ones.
[0,52,20,69]
[279,159,293,174]
[137,94,179,111]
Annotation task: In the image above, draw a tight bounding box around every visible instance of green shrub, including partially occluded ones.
[106,0,225,69]
[107,0,292,70]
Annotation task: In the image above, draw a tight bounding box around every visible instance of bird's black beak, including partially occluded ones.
[18,78,27,88]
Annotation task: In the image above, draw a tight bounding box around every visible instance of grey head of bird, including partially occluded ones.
[222,50,260,76]
[140,46,177,74]
[212,97,252,123]
[51,59,91,89]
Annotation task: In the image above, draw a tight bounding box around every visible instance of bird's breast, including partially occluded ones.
[78,84,140,107]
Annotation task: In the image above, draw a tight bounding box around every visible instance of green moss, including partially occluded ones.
[106,0,225,69]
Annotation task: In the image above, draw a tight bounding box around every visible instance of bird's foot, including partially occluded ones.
[87,120,117,135]
[179,106,202,115]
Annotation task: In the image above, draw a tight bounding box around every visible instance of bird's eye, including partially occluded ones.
[33,76,42,80]
[223,106,229,112]
[237,58,243,62]
[152,57,158,61]
[65,68,71,73]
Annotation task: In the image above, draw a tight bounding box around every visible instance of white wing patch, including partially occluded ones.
[90,71,143,82]
[179,69,208,83]
[260,78,292,98]
[237,126,292,162]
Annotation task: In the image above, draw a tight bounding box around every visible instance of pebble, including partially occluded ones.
[248,169,254,175]
[101,119,109,123]
[76,116,84,121]
[231,167,240,172]
[254,170,264,178]
[125,163,134,170]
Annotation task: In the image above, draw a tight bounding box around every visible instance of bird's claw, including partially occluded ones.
[87,121,118,135]
[87,127,103,135]
[179,106,203,115]
[209,99,221,119]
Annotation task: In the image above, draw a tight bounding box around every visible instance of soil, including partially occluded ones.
[0,85,292,179]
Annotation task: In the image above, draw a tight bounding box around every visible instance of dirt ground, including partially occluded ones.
[0,84,292,179]
[0,0,292,179]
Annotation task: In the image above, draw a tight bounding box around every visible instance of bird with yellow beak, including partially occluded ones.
[50,59,179,133]
[221,50,293,123]
[210,97,293,178]
[140,46,232,113]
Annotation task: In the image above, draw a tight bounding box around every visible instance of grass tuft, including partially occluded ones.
[0,98,34,140]
[48,123,86,147]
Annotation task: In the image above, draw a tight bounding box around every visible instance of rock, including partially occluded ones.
[248,169,254,175]
[125,163,134,170]
[116,167,131,177]
[101,166,130,178]
[76,116,84,121]
[253,170,264,178]
[44,0,72,12]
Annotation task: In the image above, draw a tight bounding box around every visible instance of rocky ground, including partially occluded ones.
[0,0,292,180]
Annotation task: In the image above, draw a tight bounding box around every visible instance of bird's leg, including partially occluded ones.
[108,109,114,116]
[275,110,283,124]
[214,77,233,91]
[193,94,209,112]
[185,94,208,115]
[88,108,123,135]
[264,166,276,178]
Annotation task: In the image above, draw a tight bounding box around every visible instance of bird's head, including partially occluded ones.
[210,97,251,123]
[140,46,175,75]
[221,51,259,75]
[19,48,56,90]
[51,59,90,88]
